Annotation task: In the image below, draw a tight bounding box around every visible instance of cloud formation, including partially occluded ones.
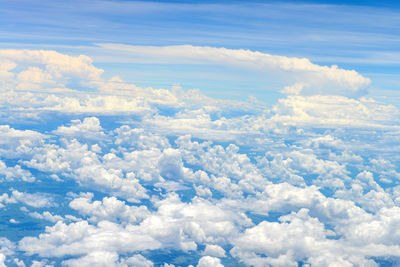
[0,48,399,266]
[97,43,371,97]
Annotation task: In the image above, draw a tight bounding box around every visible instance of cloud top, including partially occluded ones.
[97,43,371,97]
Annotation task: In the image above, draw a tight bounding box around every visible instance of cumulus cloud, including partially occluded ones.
[0,254,6,267]
[230,208,388,267]
[0,193,16,209]
[2,48,400,266]
[69,194,150,224]
[0,190,54,209]
[21,136,150,202]
[0,238,15,257]
[53,117,106,140]
[0,49,103,92]
[61,251,120,267]
[119,254,154,267]
[9,190,55,208]
[0,160,34,182]
[29,211,64,223]
[269,95,400,129]
[133,193,252,252]
[0,125,46,158]
[0,238,18,267]
[19,220,161,258]
[203,244,226,258]
[197,256,224,267]
[97,43,371,97]
[61,251,154,267]
[114,125,171,150]
[0,90,155,116]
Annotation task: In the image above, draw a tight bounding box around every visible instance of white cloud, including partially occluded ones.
[0,49,103,92]
[0,238,16,267]
[114,125,170,150]
[230,208,384,267]
[203,244,226,258]
[0,60,16,80]
[269,95,400,129]
[0,193,17,209]
[74,163,149,202]
[0,49,260,119]
[258,148,350,189]
[197,256,224,267]
[2,92,154,115]
[144,111,260,143]
[138,193,252,250]
[241,182,371,225]
[9,219,19,224]
[0,125,46,159]
[62,251,154,267]
[10,190,55,208]
[101,149,163,183]
[96,43,371,97]
[0,160,34,182]
[0,238,15,257]
[13,258,26,267]
[0,254,6,267]
[29,211,63,223]
[176,136,268,193]
[30,259,54,267]
[118,254,154,267]
[0,190,54,209]
[69,195,150,224]
[2,48,400,266]
[19,220,161,258]
[61,251,119,267]
[22,138,149,202]
[53,117,106,140]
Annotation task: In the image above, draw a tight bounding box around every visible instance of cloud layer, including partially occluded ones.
[0,49,399,266]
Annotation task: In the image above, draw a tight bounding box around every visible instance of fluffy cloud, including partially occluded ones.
[97,43,370,97]
[0,238,15,257]
[0,190,54,209]
[0,49,103,92]
[61,251,154,267]
[29,212,64,223]
[2,48,400,266]
[0,255,5,267]
[5,109,400,265]
[10,190,55,208]
[0,238,17,267]
[0,160,34,182]
[53,117,106,140]
[230,208,385,267]
[61,251,120,267]
[21,135,149,202]
[69,194,150,224]
[203,244,226,258]
[197,256,224,267]
[269,95,400,129]
[137,193,252,251]
[19,220,161,258]
[114,125,170,150]
[0,193,16,209]
[0,125,46,159]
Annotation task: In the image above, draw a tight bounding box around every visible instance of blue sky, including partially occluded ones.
[2,0,400,104]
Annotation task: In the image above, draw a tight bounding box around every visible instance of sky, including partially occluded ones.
[1,1,400,266]
[2,0,400,103]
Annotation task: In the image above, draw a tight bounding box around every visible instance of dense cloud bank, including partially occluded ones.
[1,49,400,266]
